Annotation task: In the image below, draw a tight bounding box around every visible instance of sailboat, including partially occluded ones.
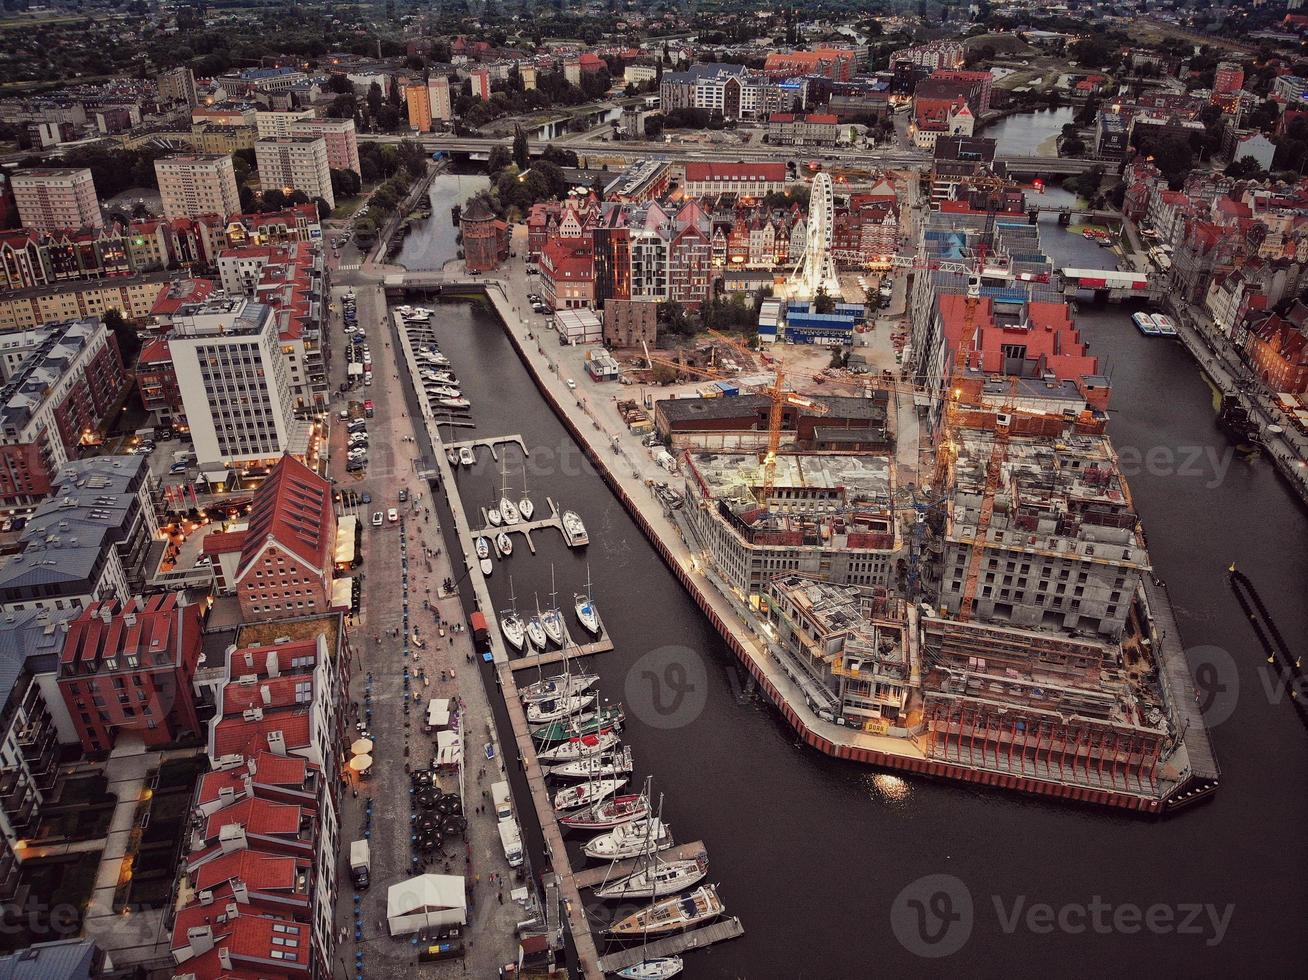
[546,745,633,780]
[553,777,626,812]
[616,958,683,980]
[541,567,565,646]
[574,564,601,637]
[525,692,597,725]
[526,596,548,651]
[535,729,620,763]
[495,531,513,557]
[487,504,502,527]
[498,457,520,525]
[595,851,708,901]
[559,791,649,831]
[501,578,526,653]
[475,536,493,576]
[607,885,724,938]
[519,671,599,705]
[518,462,534,521]
[531,705,624,743]
[583,817,672,861]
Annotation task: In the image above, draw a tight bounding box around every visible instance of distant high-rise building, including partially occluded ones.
[10,168,101,232]
[406,81,432,132]
[1214,61,1245,95]
[157,65,198,107]
[429,75,453,122]
[155,154,241,220]
[472,68,492,101]
[255,135,335,210]
[255,108,315,138]
[564,61,582,88]
[520,65,539,92]
[290,117,361,176]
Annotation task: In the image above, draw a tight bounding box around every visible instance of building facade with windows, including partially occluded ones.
[255,137,335,211]
[10,169,101,234]
[156,155,242,221]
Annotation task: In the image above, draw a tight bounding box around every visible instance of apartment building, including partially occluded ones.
[0,319,129,507]
[471,68,491,101]
[681,162,786,198]
[255,109,315,139]
[170,614,349,980]
[766,112,839,146]
[255,137,335,211]
[158,66,200,107]
[0,272,174,333]
[937,428,1149,639]
[659,63,786,121]
[10,169,102,233]
[166,298,305,470]
[289,117,361,176]
[681,448,902,601]
[56,594,205,754]
[429,75,453,123]
[155,155,242,221]
[406,82,432,132]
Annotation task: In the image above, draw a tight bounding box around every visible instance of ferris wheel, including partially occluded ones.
[786,171,842,301]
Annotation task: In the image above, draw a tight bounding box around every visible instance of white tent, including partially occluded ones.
[386,874,467,936]
[426,698,451,728]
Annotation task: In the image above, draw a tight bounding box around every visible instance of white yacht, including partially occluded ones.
[553,778,626,813]
[594,852,708,900]
[518,462,534,521]
[583,817,672,861]
[499,497,520,525]
[525,692,597,725]
[520,671,599,705]
[495,531,513,557]
[575,566,600,636]
[536,729,620,763]
[501,611,526,652]
[525,614,548,651]
[541,608,565,646]
[562,510,588,548]
[546,745,633,780]
[616,958,683,980]
[458,446,475,466]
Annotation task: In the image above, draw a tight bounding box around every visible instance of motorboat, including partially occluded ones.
[553,778,626,812]
[1153,313,1179,336]
[531,705,624,743]
[535,729,620,763]
[459,446,475,466]
[541,608,565,646]
[526,692,597,725]
[607,885,724,938]
[1132,311,1162,336]
[501,610,526,652]
[480,557,494,576]
[520,671,600,705]
[425,385,462,399]
[546,745,633,780]
[595,852,708,900]
[495,531,513,557]
[438,397,471,409]
[562,510,589,547]
[583,818,672,861]
[558,792,649,831]
[616,958,683,980]
[525,615,548,651]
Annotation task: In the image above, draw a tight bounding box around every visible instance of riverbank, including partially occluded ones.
[471,259,1208,815]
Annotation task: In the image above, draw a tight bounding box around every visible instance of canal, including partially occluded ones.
[393,173,490,271]
[982,105,1076,156]
[400,225,1306,977]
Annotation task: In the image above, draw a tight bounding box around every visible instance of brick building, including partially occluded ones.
[56,594,204,754]
[460,196,509,274]
[1245,310,1308,393]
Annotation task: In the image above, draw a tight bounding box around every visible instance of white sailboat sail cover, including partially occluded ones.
[386,874,467,935]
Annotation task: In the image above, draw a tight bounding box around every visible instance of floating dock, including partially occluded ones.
[572,841,708,890]
[445,432,529,461]
[596,918,746,974]
[509,641,614,672]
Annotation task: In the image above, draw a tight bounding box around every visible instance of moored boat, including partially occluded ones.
[535,729,620,762]
[1132,311,1161,336]
[525,692,597,725]
[559,792,649,830]
[501,610,526,652]
[616,958,683,980]
[1153,313,1178,336]
[439,397,471,409]
[488,507,502,527]
[446,448,459,465]
[520,671,599,705]
[561,510,589,547]
[499,497,520,525]
[458,446,475,466]
[582,817,672,860]
[532,705,624,743]
[574,593,600,636]
[495,531,512,557]
[475,536,490,561]
[607,885,724,938]
[553,777,626,812]
[525,616,548,651]
[546,745,633,780]
[594,852,708,900]
[541,607,565,646]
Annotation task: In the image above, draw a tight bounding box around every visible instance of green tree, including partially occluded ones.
[366,81,384,120]
[813,287,836,315]
[1226,155,1264,179]
[512,125,529,170]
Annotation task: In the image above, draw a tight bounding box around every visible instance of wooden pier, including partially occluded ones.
[573,841,707,890]
[465,499,563,555]
[509,639,614,672]
[445,432,529,462]
[596,918,746,974]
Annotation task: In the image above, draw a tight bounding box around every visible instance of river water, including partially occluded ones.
[393,174,490,271]
[400,215,1306,976]
[982,106,1076,156]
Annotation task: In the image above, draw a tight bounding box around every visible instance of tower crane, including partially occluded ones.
[956,373,1019,622]
[640,334,830,508]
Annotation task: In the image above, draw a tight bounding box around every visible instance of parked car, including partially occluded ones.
[398,488,408,502]
[361,492,372,504]
[387,507,399,523]
[372,511,383,526]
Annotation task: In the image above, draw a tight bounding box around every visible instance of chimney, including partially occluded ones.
[187,925,215,956]
[123,611,137,628]
[260,685,271,705]
[217,948,233,971]
[218,823,247,853]
[265,649,280,677]
[99,604,113,625]
[231,879,249,904]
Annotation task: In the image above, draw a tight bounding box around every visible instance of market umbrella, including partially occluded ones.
[349,754,373,773]
[350,738,374,756]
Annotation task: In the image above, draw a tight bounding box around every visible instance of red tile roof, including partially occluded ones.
[205,797,304,839]
[684,162,785,183]
[222,673,315,714]
[137,337,171,366]
[204,530,249,556]
[59,594,202,670]
[193,850,301,893]
[212,710,312,759]
[237,455,333,578]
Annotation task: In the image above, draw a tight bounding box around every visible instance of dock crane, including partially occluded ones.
[641,334,830,508]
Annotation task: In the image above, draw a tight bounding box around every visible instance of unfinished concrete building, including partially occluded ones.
[937,429,1149,638]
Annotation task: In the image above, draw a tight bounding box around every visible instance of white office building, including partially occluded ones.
[255,136,335,211]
